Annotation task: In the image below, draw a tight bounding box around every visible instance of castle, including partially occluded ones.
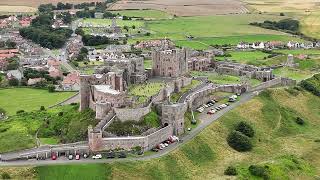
[152,48,188,78]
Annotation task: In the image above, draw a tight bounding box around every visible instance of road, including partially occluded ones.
[0,92,256,167]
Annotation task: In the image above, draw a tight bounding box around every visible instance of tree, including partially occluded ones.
[123,26,129,32]
[249,165,270,179]
[48,84,55,92]
[235,121,255,137]
[295,117,305,125]
[227,131,253,152]
[132,25,136,29]
[40,106,46,111]
[224,166,238,176]
[280,12,285,16]
[8,78,19,86]
[1,172,11,179]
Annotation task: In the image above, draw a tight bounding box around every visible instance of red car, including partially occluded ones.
[51,153,57,160]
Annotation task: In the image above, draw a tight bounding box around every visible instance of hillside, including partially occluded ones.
[1,87,319,179]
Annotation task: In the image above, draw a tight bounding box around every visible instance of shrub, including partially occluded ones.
[16,110,25,114]
[1,172,11,179]
[280,12,285,16]
[235,121,255,138]
[48,84,55,92]
[227,131,253,152]
[295,117,305,125]
[8,78,19,86]
[58,112,64,116]
[249,165,270,180]
[40,106,46,111]
[224,166,237,176]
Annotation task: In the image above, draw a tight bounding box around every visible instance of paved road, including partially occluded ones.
[0,92,256,167]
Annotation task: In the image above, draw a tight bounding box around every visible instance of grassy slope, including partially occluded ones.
[10,88,314,179]
[0,105,97,153]
[0,88,75,116]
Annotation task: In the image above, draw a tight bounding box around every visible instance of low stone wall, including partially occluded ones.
[249,77,296,92]
[100,125,173,151]
[114,103,152,122]
[186,84,247,109]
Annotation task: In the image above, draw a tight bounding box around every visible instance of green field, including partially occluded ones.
[274,49,320,55]
[0,88,75,116]
[36,164,111,180]
[216,50,270,64]
[111,10,172,19]
[191,71,241,85]
[143,59,152,69]
[81,18,144,28]
[130,14,303,49]
[273,67,315,81]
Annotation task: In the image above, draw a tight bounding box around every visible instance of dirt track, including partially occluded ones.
[110,0,249,16]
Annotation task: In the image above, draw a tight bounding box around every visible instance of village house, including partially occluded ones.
[61,71,80,90]
[0,59,8,70]
[27,78,45,86]
[6,69,23,81]
[0,49,19,60]
[66,36,83,59]
[135,39,175,49]
[49,67,63,78]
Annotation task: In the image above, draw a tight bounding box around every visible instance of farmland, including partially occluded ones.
[81,18,144,28]
[111,9,172,19]
[110,0,248,17]
[131,14,303,49]
[0,0,103,8]
[0,88,76,116]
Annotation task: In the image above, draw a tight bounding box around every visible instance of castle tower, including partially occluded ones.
[80,75,92,111]
[161,103,187,135]
[152,48,188,78]
[88,126,103,152]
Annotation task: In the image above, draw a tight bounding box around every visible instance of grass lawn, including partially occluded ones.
[273,67,315,81]
[216,50,270,64]
[191,71,241,85]
[170,80,201,102]
[36,164,111,180]
[39,137,59,145]
[128,82,164,104]
[274,49,320,55]
[0,88,76,116]
[81,18,144,28]
[143,59,152,69]
[111,10,172,19]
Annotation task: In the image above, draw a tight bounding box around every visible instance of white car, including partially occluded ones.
[164,143,169,147]
[92,154,102,159]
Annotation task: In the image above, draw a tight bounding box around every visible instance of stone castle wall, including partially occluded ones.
[186,84,247,109]
[249,77,296,92]
[93,125,173,151]
[114,103,152,122]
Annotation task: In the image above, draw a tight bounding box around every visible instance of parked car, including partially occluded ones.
[75,154,80,160]
[83,153,88,158]
[68,154,73,160]
[92,154,102,159]
[164,143,169,147]
[107,152,116,159]
[152,148,159,152]
[51,153,57,160]
[118,152,127,158]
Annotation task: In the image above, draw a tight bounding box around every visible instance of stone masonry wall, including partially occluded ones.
[114,103,151,122]
[99,125,173,151]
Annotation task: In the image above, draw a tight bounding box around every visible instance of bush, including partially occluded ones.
[224,166,237,176]
[295,117,305,125]
[48,84,55,92]
[16,110,25,114]
[280,12,285,16]
[40,106,46,111]
[249,165,270,180]
[8,78,19,86]
[235,121,255,138]
[227,131,253,152]
[1,172,11,179]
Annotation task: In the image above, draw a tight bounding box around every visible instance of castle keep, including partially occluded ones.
[152,48,188,78]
